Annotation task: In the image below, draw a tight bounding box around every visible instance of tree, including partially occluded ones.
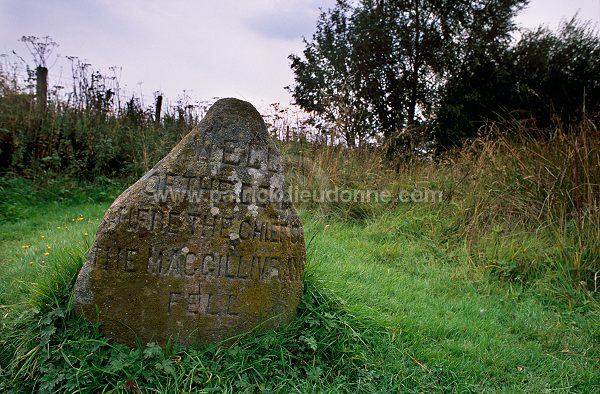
[288,0,528,151]
[435,17,600,150]
[511,18,600,127]
[288,1,372,146]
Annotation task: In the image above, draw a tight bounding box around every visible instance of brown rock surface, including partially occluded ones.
[74,98,305,347]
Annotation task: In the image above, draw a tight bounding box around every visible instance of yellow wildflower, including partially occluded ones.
[21,245,30,249]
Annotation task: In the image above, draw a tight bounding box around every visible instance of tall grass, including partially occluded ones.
[2,180,599,391]
[281,118,599,300]
[281,142,443,221]
[0,60,205,179]
[448,119,599,297]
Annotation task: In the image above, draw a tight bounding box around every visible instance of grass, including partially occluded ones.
[1,178,598,392]
[0,179,393,392]
[306,209,599,390]
[284,120,599,301]
[0,177,126,306]
[2,42,598,391]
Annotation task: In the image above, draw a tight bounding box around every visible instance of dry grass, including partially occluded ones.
[449,120,600,291]
[281,118,599,297]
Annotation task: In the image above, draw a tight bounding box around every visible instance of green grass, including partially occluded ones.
[0,178,599,392]
[306,210,599,391]
[0,177,126,306]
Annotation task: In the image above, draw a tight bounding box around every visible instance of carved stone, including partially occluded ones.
[74,98,305,347]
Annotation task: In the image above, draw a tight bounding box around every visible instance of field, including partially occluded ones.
[1,129,599,393]
[2,8,600,392]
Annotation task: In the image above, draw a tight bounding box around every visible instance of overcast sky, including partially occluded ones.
[1,0,599,110]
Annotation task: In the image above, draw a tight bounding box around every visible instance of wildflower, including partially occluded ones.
[21,245,30,249]
[44,252,50,256]
[77,216,84,221]
[84,232,89,236]
[46,245,51,249]
[41,235,45,239]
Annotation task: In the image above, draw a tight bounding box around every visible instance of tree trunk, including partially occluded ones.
[408,0,421,126]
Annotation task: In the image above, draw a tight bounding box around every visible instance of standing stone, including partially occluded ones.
[74,98,305,347]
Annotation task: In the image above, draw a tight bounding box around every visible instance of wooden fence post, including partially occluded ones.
[154,94,163,126]
[36,66,48,112]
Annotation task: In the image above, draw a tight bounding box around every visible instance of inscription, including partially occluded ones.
[222,139,242,165]
[147,249,302,282]
[117,205,181,234]
[168,286,239,316]
[201,135,280,174]
[92,246,139,272]
[117,206,302,242]
[144,172,239,202]
[239,219,302,243]
[144,172,282,208]
[96,217,302,275]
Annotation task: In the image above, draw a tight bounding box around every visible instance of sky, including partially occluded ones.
[1,0,599,111]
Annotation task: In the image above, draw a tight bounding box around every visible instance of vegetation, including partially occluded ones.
[1,117,598,390]
[0,191,385,392]
[284,120,599,300]
[1,167,598,391]
[0,47,205,179]
[288,0,600,152]
[0,2,599,391]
